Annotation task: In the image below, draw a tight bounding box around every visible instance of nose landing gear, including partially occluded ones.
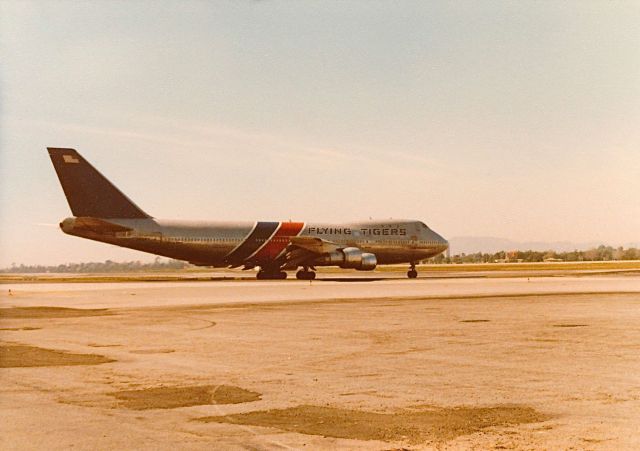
[407,262,418,279]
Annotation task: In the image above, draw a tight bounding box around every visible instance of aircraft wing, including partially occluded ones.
[288,236,342,254]
[280,236,343,268]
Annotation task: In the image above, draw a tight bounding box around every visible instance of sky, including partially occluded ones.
[1,1,639,266]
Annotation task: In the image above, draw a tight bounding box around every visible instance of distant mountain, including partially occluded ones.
[448,236,607,255]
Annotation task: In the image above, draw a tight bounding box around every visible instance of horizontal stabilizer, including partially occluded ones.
[70,217,133,234]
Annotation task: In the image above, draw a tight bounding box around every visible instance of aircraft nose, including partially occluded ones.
[433,231,449,251]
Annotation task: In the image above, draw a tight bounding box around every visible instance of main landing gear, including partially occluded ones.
[296,268,316,280]
[256,269,287,280]
[256,267,316,280]
[407,262,418,279]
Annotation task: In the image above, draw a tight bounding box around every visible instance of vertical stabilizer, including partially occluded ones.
[47,147,150,219]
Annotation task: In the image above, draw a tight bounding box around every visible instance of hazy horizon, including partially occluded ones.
[1,1,639,266]
[3,236,640,270]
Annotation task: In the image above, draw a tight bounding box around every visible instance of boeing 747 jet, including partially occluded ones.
[48,148,448,279]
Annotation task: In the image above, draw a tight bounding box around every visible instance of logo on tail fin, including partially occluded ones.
[63,154,79,164]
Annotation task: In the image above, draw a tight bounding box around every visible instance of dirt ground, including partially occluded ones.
[1,273,639,449]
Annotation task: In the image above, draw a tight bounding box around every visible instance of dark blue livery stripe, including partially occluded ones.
[225,221,279,265]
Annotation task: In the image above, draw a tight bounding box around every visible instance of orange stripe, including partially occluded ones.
[252,222,305,261]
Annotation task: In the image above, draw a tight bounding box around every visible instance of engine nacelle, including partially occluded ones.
[358,252,377,271]
[314,247,377,271]
[342,247,363,268]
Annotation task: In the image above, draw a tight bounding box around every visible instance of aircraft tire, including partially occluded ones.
[257,270,286,280]
[296,270,316,280]
[407,269,418,279]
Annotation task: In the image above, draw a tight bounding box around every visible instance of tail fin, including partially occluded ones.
[47,148,151,219]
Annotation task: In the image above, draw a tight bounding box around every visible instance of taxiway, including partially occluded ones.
[1,272,639,449]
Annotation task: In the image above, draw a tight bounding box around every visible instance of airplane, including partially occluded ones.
[47,147,449,280]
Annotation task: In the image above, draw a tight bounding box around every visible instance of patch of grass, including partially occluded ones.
[196,404,549,444]
[0,307,110,319]
[0,344,114,368]
[414,261,640,272]
[112,385,261,410]
[0,327,41,331]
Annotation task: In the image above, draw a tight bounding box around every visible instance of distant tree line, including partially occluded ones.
[430,245,640,264]
[3,246,639,272]
[1,257,189,273]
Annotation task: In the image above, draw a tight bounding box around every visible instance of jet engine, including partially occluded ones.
[315,247,377,271]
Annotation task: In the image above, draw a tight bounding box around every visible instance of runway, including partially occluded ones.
[3,273,639,309]
[2,273,640,449]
